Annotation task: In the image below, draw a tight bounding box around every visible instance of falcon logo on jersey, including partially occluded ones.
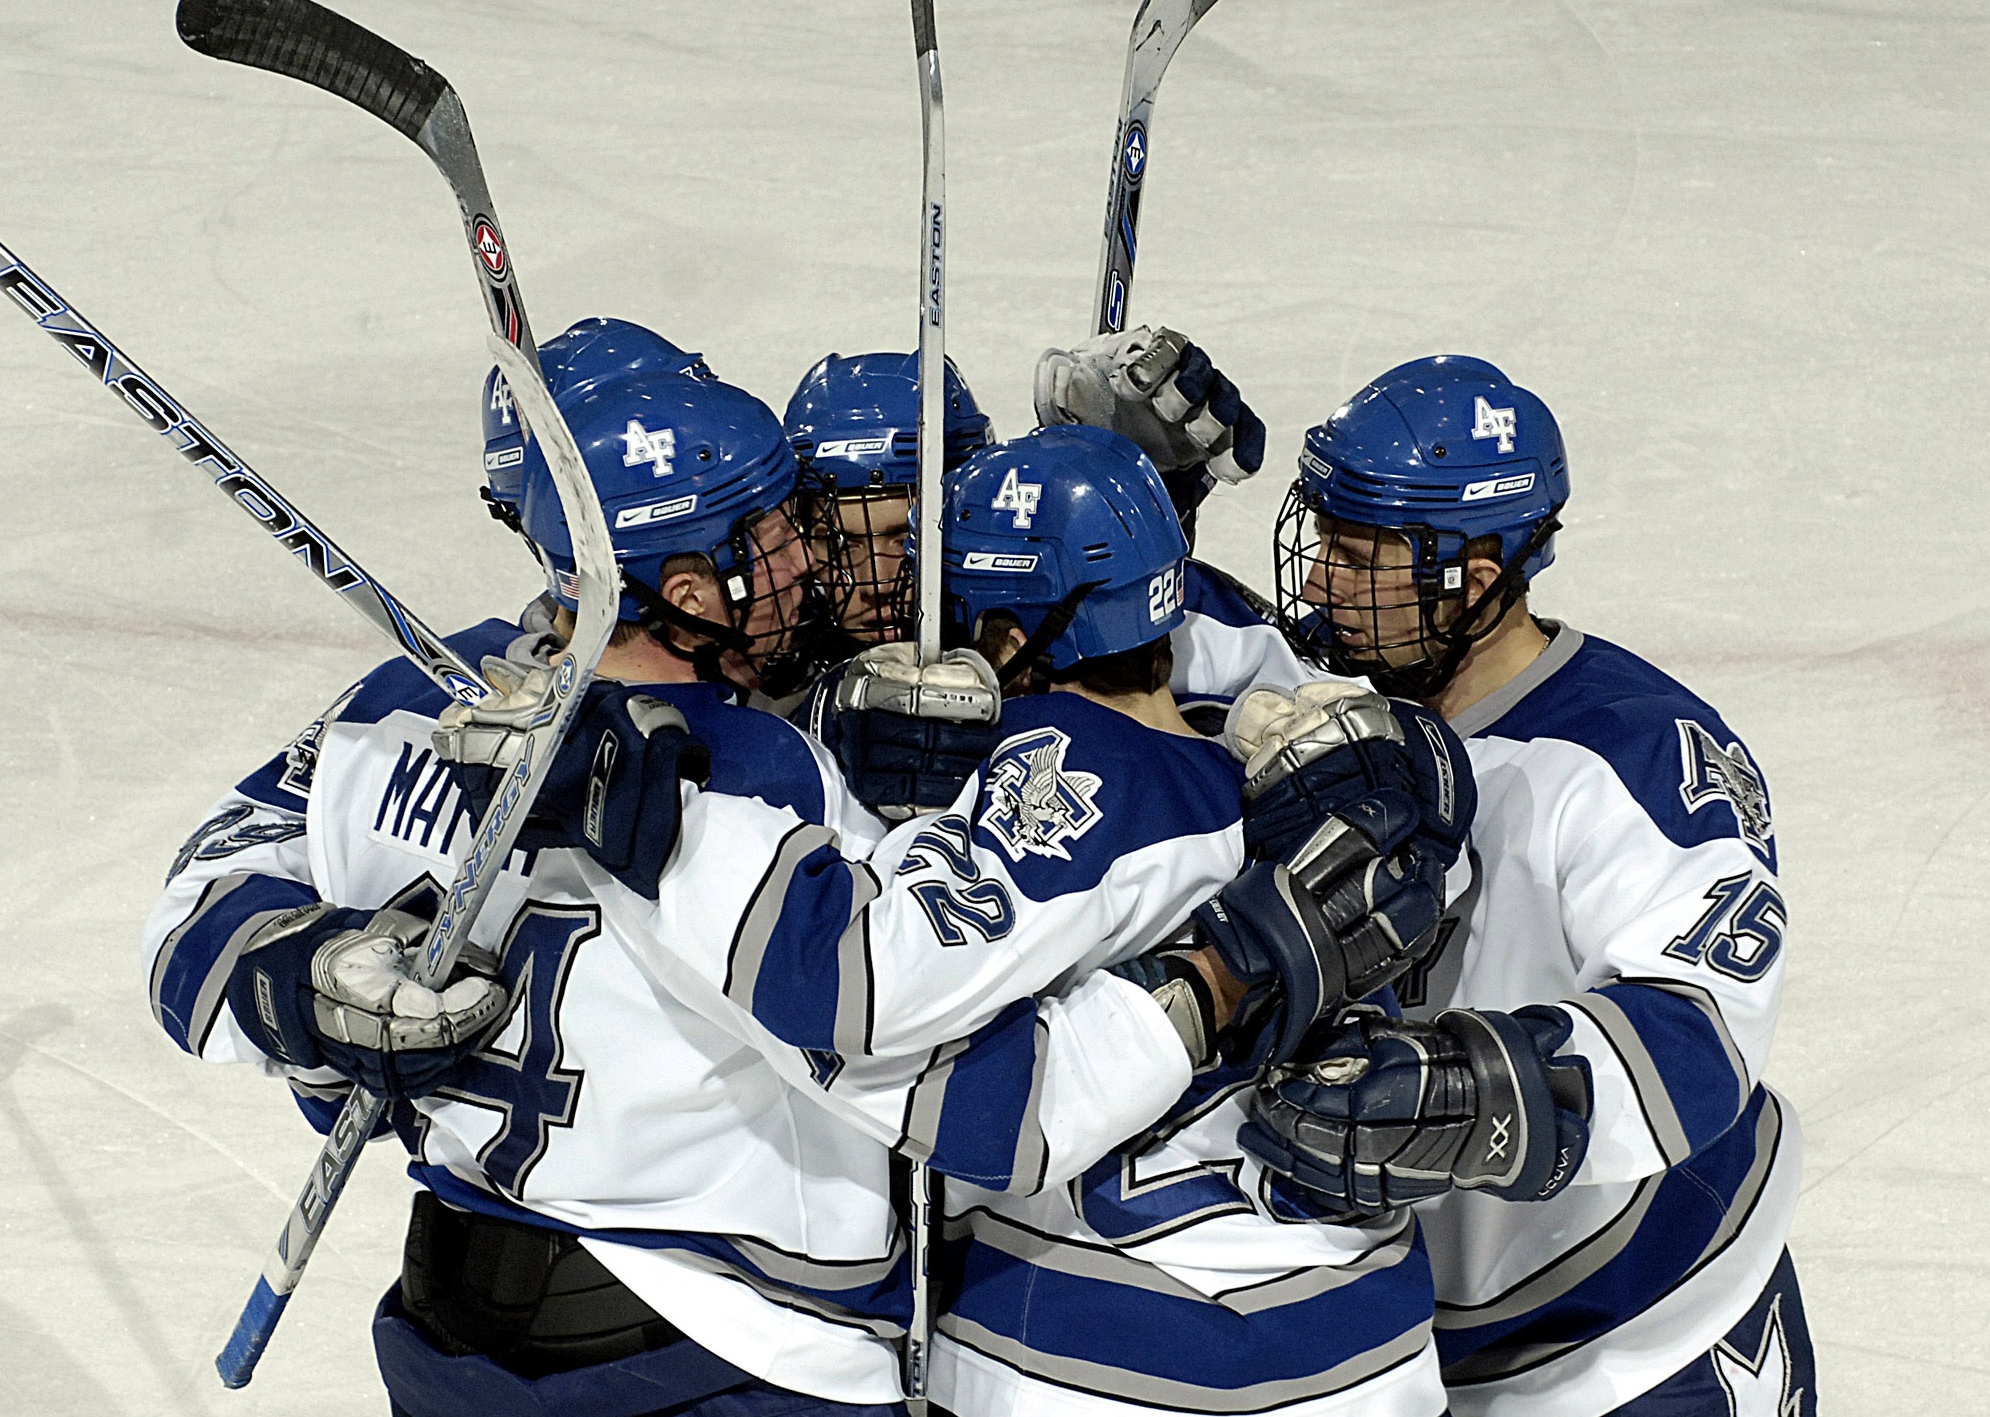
[622,420,677,476]
[1678,719,1774,855]
[1712,1292,1804,1417]
[990,469,1042,528]
[980,727,1104,863]
[1471,396,1517,454]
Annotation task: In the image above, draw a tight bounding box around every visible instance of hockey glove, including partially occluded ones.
[436,669,712,900]
[1227,683,1476,872]
[224,902,506,1099]
[1241,1006,1594,1218]
[1191,838,1445,1069]
[826,642,1004,817]
[1034,326,1267,524]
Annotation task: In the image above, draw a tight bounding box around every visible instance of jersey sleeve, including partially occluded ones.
[142,771,319,1067]
[639,732,1243,1064]
[1538,718,1785,1185]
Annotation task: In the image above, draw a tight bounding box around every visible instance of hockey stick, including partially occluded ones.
[0,245,490,707]
[1092,0,1221,335]
[905,3,945,1410]
[174,0,619,1386]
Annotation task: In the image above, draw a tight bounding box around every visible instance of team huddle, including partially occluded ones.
[143,320,1814,1417]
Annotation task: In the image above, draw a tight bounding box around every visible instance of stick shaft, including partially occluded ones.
[912,0,946,669]
[1092,0,1220,335]
[0,243,490,707]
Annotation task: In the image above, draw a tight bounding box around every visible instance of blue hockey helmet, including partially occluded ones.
[1273,355,1568,697]
[784,351,992,491]
[518,369,821,686]
[927,423,1188,676]
[483,318,713,530]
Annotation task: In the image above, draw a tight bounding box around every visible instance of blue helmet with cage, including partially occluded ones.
[518,369,813,683]
[1273,355,1568,696]
[934,423,1188,675]
[783,352,992,491]
[483,319,713,528]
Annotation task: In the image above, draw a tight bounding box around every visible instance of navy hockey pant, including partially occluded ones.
[374,1285,904,1417]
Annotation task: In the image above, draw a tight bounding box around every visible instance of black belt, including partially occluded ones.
[401,1190,689,1379]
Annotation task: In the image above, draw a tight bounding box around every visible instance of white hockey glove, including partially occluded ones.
[225,902,506,1099]
[1033,325,1267,485]
[828,643,1004,817]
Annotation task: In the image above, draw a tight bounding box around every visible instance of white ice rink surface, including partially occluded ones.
[3,1,1986,1412]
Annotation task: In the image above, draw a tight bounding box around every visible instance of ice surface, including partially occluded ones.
[2,1,1986,1412]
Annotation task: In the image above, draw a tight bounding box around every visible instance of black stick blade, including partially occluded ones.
[177,0,449,144]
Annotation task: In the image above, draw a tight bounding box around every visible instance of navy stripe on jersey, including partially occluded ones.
[412,1164,911,1336]
[150,871,319,1054]
[1572,979,1752,1166]
[724,825,880,1055]
[647,681,831,826]
[893,999,1051,1193]
[1469,630,1778,871]
[966,693,1243,901]
[1436,1087,1786,1382]
[1182,559,1281,631]
[938,1205,1433,1411]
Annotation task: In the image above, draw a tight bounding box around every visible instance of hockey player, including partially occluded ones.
[888,422,1462,1417]
[783,350,993,645]
[145,370,1447,1415]
[1229,358,1814,1417]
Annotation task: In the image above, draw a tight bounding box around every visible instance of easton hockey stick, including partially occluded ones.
[905,3,946,1410]
[0,245,490,707]
[173,0,619,1386]
[1092,0,1221,335]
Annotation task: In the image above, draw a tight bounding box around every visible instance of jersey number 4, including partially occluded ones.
[433,903,597,1195]
[1663,874,1786,983]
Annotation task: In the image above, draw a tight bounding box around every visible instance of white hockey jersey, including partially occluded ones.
[142,619,1198,1403]
[1171,593,1800,1417]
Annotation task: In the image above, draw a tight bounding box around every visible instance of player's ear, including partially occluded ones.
[660,564,718,622]
[1464,555,1505,603]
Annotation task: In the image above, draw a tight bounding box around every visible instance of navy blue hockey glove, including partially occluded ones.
[224,902,507,1099]
[1229,685,1475,871]
[436,673,712,900]
[1191,836,1446,1068]
[811,643,1003,817]
[1241,1006,1594,1218]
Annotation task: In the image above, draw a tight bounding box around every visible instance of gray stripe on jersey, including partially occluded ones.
[949,1205,1418,1317]
[1566,992,1695,1166]
[724,822,839,1013]
[1006,1016,1052,1197]
[1618,974,1752,1112]
[649,1247,905,1341]
[1449,624,1585,738]
[1432,1176,1664,1330]
[1438,1094,1787,1383]
[832,865,883,1057]
[938,1307,1431,1410]
[902,1036,974,1160]
[725,1231,906,1292]
[150,872,289,1055]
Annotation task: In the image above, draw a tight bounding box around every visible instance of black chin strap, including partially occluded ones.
[1372,512,1563,699]
[997,581,1105,689]
[619,568,757,695]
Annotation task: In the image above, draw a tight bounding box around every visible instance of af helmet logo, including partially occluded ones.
[1471,396,1517,454]
[621,420,677,477]
[990,468,1043,528]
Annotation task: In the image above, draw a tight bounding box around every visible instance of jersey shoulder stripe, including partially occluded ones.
[338,619,524,728]
[1464,628,1777,870]
[1182,558,1280,630]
